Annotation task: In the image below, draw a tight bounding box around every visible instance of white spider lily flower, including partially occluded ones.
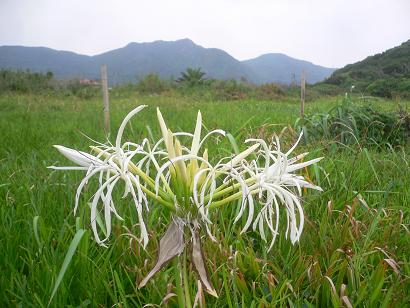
[239,132,323,250]
[50,106,156,248]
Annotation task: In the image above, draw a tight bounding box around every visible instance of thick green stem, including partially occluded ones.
[173,258,185,308]
[209,186,260,209]
[210,177,256,200]
[202,170,259,205]
[183,250,192,308]
[139,184,176,212]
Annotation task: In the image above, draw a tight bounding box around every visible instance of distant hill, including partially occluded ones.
[0,46,95,78]
[0,39,335,85]
[243,53,335,84]
[323,39,410,97]
[92,39,257,83]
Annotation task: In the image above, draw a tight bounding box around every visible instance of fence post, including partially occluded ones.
[300,70,305,119]
[100,64,110,136]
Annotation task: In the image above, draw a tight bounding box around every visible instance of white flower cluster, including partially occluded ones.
[50,106,322,251]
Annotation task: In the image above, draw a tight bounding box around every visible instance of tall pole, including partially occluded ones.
[101,65,110,136]
[300,70,305,119]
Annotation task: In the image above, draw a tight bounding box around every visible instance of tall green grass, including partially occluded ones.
[297,96,410,147]
[0,93,409,307]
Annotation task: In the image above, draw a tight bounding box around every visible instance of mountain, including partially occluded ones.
[0,39,334,84]
[0,46,96,78]
[323,39,410,97]
[92,39,257,83]
[243,53,335,84]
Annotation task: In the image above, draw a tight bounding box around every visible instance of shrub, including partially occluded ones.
[63,79,100,99]
[209,79,250,100]
[366,79,395,98]
[0,69,54,93]
[136,74,170,94]
[296,98,410,147]
[256,83,285,99]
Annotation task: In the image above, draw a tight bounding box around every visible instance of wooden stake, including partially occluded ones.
[300,70,305,119]
[100,64,110,136]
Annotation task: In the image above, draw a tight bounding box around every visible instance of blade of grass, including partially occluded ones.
[48,229,86,307]
[226,133,240,154]
[363,148,381,185]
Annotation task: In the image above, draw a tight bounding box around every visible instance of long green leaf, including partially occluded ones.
[226,133,240,154]
[48,229,86,306]
[363,148,381,185]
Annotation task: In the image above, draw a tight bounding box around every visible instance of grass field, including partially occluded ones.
[1,93,409,307]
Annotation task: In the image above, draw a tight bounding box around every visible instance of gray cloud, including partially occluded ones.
[1,0,409,67]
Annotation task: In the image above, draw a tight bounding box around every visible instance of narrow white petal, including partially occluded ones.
[48,166,89,170]
[198,129,226,149]
[115,105,147,149]
[74,166,111,215]
[285,132,304,156]
[223,143,260,171]
[286,157,324,173]
[191,110,202,155]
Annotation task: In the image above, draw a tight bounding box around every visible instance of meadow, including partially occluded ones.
[0,92,409,307]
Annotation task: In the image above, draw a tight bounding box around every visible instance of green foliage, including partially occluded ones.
[256,82,285,99]
[177,67,207,87]
[0,93,409,306]
[209,79,251,100]
[0,69,54,93]
[366,79,395,98]
[0,69,104,98]
[366,78,410,99]
[322,39,410,98]
[177,79,286,101]
[136,73,171,94]
[63,79,100,99]
[296,97,410,147]
[310,83,343,97]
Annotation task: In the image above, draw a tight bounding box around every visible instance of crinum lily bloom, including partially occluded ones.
[50,105,323,299]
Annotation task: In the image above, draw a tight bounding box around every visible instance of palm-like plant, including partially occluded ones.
[177,67,207,87]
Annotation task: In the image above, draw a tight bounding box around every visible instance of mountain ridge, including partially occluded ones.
[243,53,335,84]
[0,39,336,84]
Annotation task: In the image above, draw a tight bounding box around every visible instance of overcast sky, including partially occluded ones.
[1,0,409,68]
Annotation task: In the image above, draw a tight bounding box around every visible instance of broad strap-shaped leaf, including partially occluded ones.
[139,219,185,288]
[191,228,218,298]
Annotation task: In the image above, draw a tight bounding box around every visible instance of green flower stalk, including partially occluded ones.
[49,105,323,301]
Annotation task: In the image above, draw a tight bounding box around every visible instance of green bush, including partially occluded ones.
[366,79,395,98]
[256,83,285,99]
[395,79,410,98]
[209,79,251,100]
[136,74,170,94]
[0,69,54,93]
[64,80,100,99]
[296,97,410,147]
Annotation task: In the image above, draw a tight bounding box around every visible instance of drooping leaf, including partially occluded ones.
[139,219,185,288]
[191,229,218,298]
